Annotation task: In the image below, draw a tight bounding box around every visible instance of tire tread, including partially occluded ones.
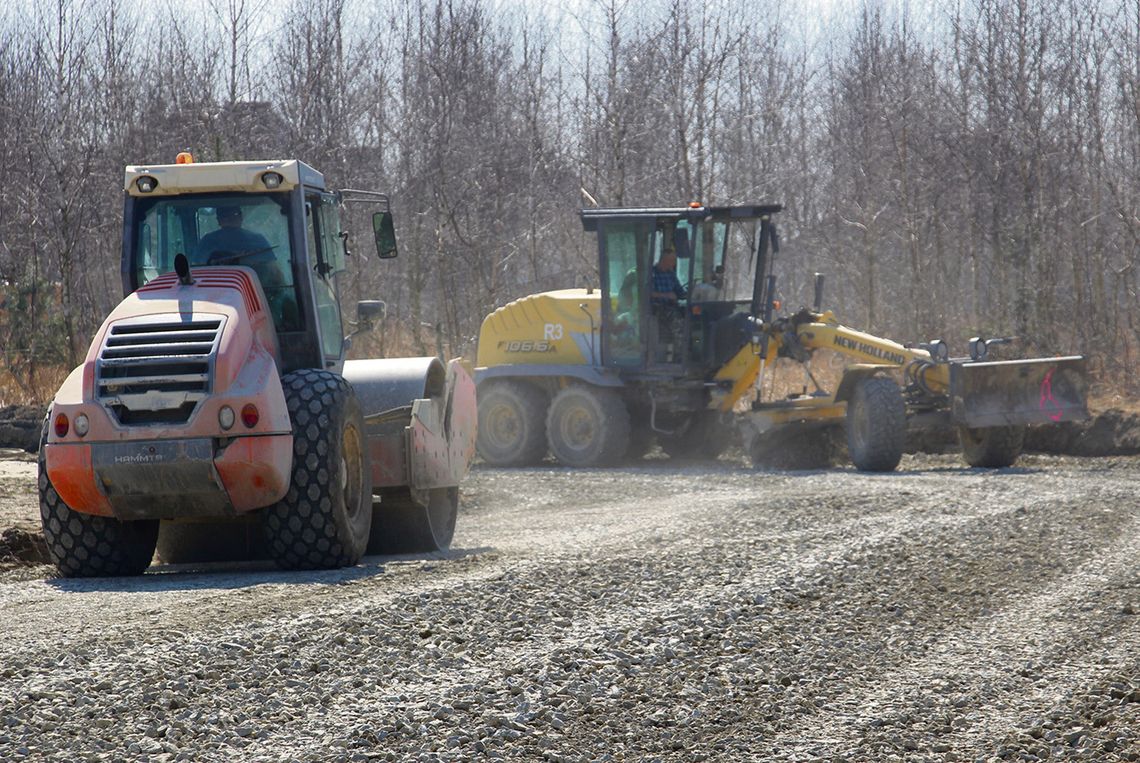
[476,380,548,466]
[546,386,630,467]
[959,425,1025,468]
[846,376,906,472]
[262,369,372,570]
[38,422,158,577]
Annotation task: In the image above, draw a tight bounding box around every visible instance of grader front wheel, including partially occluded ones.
[959,425,1025,468]
[546,385,631,467]
[846,376,906,472]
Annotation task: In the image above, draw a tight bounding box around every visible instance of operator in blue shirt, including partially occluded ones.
[193,206,274,265]
[650,242,687,361]
[650,246,687,306]
[193,205,297,329]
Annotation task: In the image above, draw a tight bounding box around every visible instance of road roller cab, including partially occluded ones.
[39,156,476,577]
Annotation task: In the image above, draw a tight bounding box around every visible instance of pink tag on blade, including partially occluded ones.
[1039,368,1063,422]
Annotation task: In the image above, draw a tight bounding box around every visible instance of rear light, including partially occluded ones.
[53,413,69,438]
[241,404,260,428]
[73,414,90,437]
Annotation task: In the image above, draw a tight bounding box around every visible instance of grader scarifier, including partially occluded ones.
[473,204,1087,469]
[39,156,476,577]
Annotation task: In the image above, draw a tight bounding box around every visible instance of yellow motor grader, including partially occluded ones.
[38,154,476,577]
[473,203,1087,469]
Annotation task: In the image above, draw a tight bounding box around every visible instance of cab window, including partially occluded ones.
[132,193,300,331]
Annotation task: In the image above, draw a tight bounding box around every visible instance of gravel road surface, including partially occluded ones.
[0,453,1137,762]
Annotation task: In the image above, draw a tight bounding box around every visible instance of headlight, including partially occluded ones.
[135,176,158,193]
[218,406,235,431]
[968,336,988,362]
[73,414,90,437]
[261,171,283,189]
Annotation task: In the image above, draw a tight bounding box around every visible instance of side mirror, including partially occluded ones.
[673,228,692,259]
[373,211,398,259]
[357,299,386,325]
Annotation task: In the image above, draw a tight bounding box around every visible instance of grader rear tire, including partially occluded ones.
[546,385,630,467]
[367,487,458,554]
[959,425,1025,468]
[476,380,549,466]
[262,369,372,570]
[38,422,158,577]
[846,376,906,472]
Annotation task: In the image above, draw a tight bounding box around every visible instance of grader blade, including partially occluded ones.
[949,356,1088,428]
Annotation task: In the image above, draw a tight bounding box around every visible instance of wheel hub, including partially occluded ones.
[486,403,521,447]
[561,406,596,450]
[341,423,364,518]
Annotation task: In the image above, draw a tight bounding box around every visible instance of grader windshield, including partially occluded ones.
[601,218,731,366]
[583,204,781,371]
[131,193,300,330]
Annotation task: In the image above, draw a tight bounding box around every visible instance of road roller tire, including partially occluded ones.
[38,422,157,577]
[262,370,372,570]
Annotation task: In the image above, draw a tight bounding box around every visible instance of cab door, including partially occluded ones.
[305,192,347,369]
[598,221,654,369]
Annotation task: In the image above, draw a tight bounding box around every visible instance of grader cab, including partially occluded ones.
[473,203,1087,469]
[39,156,476,577]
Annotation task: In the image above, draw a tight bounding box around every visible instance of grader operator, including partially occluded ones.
[473,203,1087,469]
[39,155,476,577]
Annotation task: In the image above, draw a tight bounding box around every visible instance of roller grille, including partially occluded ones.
[96,318,223,425]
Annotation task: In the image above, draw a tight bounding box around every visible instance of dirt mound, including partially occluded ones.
[0,527,49,568]
[1026,408,1140,457]
[905,408,1140,457]
[906,409,1140,457]
[0,405,45,453]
